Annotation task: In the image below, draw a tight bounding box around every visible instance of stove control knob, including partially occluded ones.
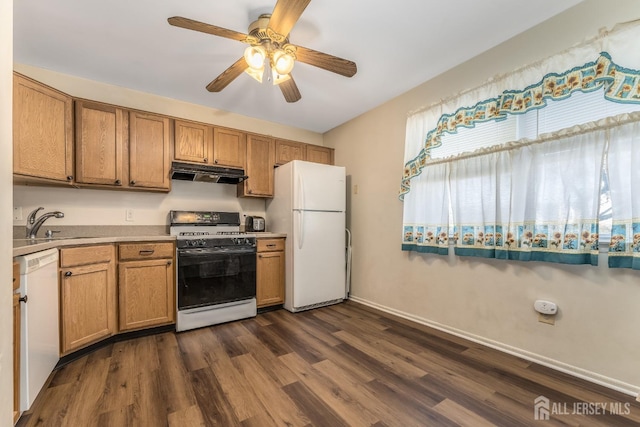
[244,238,252,245]
[199,239,206,247]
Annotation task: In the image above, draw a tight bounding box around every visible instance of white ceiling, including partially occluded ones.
[14,0,582,133]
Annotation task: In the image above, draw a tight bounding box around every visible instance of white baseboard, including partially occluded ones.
[348,295,640,398]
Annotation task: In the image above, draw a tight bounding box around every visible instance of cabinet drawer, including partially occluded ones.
[119,242,174,261]
[257,238,285,252]
[60,245,114,267]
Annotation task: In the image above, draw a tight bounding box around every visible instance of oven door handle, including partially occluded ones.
[178,249,256,256]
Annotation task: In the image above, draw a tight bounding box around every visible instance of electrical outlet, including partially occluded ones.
[125,209,134,222]
[353,184,358,194]
[13,207,23,221]
[538,313,556,325]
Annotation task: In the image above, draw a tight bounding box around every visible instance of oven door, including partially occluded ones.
[176,248,256,311]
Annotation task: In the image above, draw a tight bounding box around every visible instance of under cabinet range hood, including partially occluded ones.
[171,161,248,184]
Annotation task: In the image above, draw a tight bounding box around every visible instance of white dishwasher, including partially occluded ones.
[17,248,59,411]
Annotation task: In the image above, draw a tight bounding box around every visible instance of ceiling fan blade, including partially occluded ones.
[206,58,248,92]
[268,0,311,38]
[168,16,249,42]
[279,75,302,103]
[294,45,357,78]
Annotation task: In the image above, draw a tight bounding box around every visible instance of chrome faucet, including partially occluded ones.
[26,207,65,239]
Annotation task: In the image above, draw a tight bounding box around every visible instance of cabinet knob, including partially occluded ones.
[130,180,136,185]
[66,175,73,181]
[248,189,253,194]
[115,179,121,185]
[64,271,72,277]
[214,159,218,164]
[203,158,208,162]
[19,295,28,304]
[167,260,172,265]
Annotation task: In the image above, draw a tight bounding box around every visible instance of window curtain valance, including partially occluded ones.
[401,20,640,270]
[400,20,640,201]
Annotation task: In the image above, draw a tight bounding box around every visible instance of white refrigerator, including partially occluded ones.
[266,160,346,312]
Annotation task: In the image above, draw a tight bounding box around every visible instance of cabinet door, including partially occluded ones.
[119,259,175,332]
[241,134,274,197]
[275,139,306,166]
[60,262,116,354]
[306,145,334,165]
[174,120,211,164]
[129,111,172,190]
[13,73,73,183]
[75,101,125,185]
[213,127,246,169]
[257,250,285,308]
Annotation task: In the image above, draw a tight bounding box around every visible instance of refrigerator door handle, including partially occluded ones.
[298,174,305,210]
[298,210,305,249]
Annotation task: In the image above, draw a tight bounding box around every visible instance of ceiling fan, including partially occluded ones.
[168,0,357,103]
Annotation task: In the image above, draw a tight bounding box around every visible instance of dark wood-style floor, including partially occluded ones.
[18,301,640,426]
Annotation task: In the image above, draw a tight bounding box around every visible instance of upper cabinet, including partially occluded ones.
[306,145,334,165]
[174,119,212,164]
[128,111,172,190]
[13,73,74,184]
[275,139,306,166]
[75,101,171,191]
[174,120,246,169]
[275,138,334,167]
[239,134,275,198]
[75,100,125,186]
[213,127,246,169]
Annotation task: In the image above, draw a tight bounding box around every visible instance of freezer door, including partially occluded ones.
[291,210,346,309]
[292,161,346,212]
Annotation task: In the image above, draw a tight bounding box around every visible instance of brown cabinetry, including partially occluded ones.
[128,111,172,190]
[118,242,175,332]
[174,119,212,164]
[75,100,125,186]
[174,120,246,169]
[75,102,171,191]
[239,134,275,197]
[13,262,21,424]
[13,73,74,184]
[275,139,306,166]
[306,145,334,165]
[256,238,285,308]
[59,245,117,355]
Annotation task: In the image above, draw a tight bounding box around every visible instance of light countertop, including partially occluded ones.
[13,232,287,257]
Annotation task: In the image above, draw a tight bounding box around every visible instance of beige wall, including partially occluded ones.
[12,65,325,228]
[326,0,640,395]
[1,0,13,424]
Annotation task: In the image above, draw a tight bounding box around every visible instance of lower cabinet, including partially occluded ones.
[118,242,175,332]
[256,238,285,308]
[59,245,117,355]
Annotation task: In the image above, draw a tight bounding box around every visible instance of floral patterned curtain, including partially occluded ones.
[607,121,640,269]
[401,162,449,255]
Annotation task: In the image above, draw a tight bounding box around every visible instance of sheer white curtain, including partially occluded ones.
[502,131,605,265]
[402,162,449,255]
[449,151,510,258]
[607,121,640,269]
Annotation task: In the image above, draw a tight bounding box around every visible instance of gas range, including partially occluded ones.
[170,210,256,252]
[170,210,258,332]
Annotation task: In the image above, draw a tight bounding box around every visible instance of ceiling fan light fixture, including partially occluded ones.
[272,49,295,75]
[244,45,266,69]
[245,66,265,83]
[271,68,292,85]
